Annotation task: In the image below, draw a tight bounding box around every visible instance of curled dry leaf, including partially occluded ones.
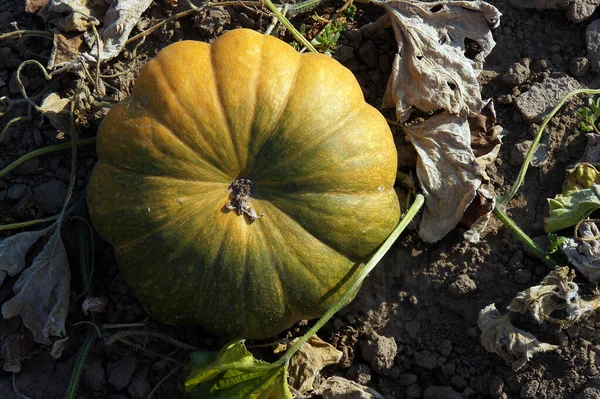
[378,0,501,121]
[275,335,342,395]
[39,93,72,133]
[0,226,51,285]
[403,112,485,242]
[316,376,384,399]
[562,222,600,283]
[28,0,152,68]
[478,304,558,371]
[507,267,579,323]
[2,231,70,346]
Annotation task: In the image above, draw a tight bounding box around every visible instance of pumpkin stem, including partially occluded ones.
[225,178,263,220]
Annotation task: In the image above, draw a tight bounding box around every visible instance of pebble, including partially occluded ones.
[520,380,540,398]
[514,268,532,284]
[423,385,462,399]
[448,274,477,297]
[568,0,600,22]
[6,183,27,200]
[502,59,530,86]
[9,71,28,95]
[570,56,590,77]
[407,383,423,398]
[357,41,378,69]
[515,76,581,123]
[237,12,254,29]
[414,350,446,370]
[399,373,418,386]
[33,179,67,214]
[84,357,105,391]
[441,363,455,378]
[347,363,372,385]
[450,375,468,391]
[359,331,398,374]
[586,19,600,72]
[107,355,137,390]
[128,366,151,399]
[334,45,354,64]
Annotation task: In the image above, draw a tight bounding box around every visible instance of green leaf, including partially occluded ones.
[547,233,566,254]
[545,185,600,232]
[184,340,292,399]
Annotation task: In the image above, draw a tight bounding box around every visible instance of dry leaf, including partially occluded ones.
[0,280,39,372]
[507,267,578,323]
[48,31,87,69]
[562,222,600,283]
[403,112,485,242]
[378,0,501,121]
[0,226,51,286]
[478,304,558,371]
[2,231,70,345]
[85,0,153,63]
[39,93,72,132]
[316,376,384,399]
[37,0,109,32]
[275,335,342,395]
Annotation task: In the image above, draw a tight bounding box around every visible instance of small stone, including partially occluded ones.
[33,179,67,214]
[587,20,600,72]
[463,387,476,396]
[423,385,462,399]
[404,320,421,340]
[128,366,151,399]
[347,363,372,385]
[502,60,530,86]
[237,12,254,28]
[334,45,354,64]
[368,70,381,83]
[6,184,27,201]
[414,350,446,370]
[9,71,29,95]
[357,41,378,69]
[107,355,137,390]
[515,76,582,123]
[450,375,468,391]
[568,0,600,23]
[399,373,418,386]
[84,358,105,391]
[448,274,476,297]
[359,332,397,374]
[407,383,423,398]
[438,339,453,357]
[16,158,41,175]
[570,57,590,77]
[520,380,540,398]
[514,269,532,284]
[441,363,455,378]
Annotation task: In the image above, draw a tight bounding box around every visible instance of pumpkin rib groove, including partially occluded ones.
[259,200,352,264]
[98,162,230,186]
[151,56,238,178]
[210,42,241,174]
[244,43,302,176]
[112,191,226,253]
[251,105,364,185]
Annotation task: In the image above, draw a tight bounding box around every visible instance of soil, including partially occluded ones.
[2,0,600,398]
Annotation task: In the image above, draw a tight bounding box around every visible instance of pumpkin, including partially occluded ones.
[87,28,400,339]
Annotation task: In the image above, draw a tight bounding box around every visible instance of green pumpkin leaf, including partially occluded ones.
[545,185,600,232]
[184,340,292,399]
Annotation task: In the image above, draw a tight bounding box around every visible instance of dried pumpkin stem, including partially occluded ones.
[276,193,425,366]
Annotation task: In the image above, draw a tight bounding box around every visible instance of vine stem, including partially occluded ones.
[0,137,96,179]
[493,206,557,269]
[0,215,58,231]
[275,193,424,366]
[263,0,318,53]
[499,88,600,204]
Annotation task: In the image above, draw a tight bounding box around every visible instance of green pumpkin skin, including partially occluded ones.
[87,28,400,339]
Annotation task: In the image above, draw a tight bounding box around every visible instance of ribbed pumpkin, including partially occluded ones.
[87,29,399,339]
